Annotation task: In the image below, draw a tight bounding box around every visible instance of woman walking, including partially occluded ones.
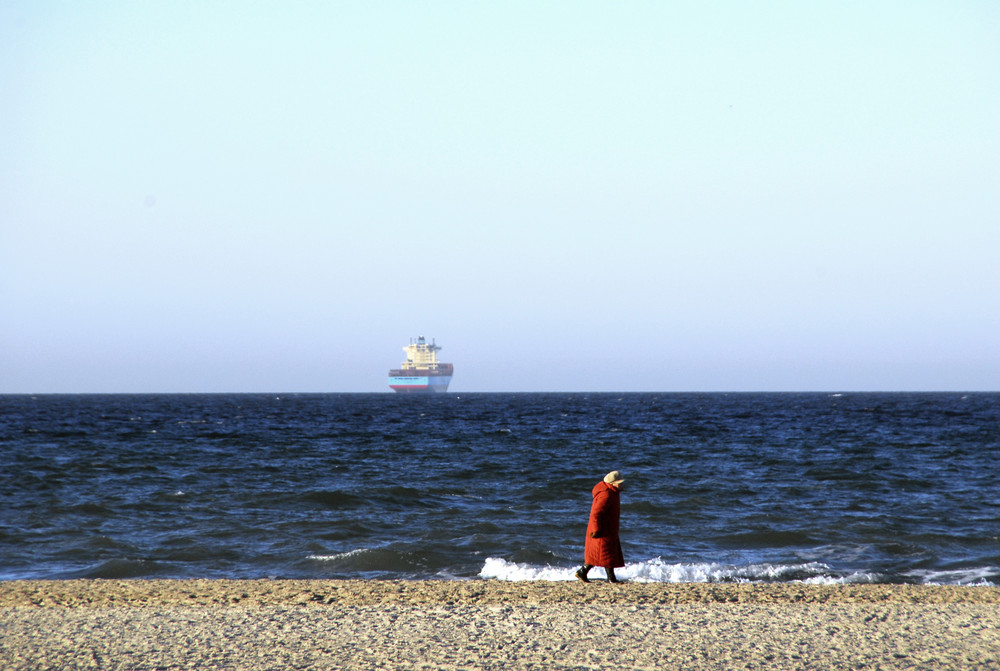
[575,470,625,583]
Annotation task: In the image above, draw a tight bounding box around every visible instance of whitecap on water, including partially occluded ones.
[479,556,882,584]
[903,566,1000,586]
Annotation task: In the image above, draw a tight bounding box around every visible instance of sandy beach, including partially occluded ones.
[2,580,999,670]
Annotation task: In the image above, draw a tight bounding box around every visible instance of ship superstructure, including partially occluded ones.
[388,336,453,393]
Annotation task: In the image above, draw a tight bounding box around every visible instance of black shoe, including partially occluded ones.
[575,567,590,583]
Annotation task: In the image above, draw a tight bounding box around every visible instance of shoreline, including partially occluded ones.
[4,578,1000,608]
[3,580,999,669]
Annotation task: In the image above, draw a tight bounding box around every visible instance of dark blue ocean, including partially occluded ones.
[2,393,998,585]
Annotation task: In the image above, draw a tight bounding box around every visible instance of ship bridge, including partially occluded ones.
[400,336,443,371]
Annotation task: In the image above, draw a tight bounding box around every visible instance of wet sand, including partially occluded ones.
[2,579,999,670]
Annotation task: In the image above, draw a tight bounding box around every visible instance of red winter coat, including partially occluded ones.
[584,480,624,568]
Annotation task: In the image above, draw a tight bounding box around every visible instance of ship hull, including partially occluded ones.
[389,374,452,393]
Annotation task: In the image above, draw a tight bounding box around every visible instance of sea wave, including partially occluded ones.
[62,558,167,580]
[306,546,455,578]
[479,557,1000,585]
[480,557,885,585]
[902,566,1000,586]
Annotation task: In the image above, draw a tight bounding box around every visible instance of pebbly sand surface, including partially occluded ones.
[2,580,999,670]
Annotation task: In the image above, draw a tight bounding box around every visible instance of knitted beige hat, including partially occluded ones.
[603,470,625,486]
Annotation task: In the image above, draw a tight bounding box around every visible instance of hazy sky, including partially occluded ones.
[3,2,998,393]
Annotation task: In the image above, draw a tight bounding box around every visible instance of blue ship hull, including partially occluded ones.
[388,374,452,393]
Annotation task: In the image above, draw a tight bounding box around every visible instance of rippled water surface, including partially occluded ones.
[2,393,998,584]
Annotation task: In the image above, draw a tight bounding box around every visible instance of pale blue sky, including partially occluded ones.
[2,2,998,392]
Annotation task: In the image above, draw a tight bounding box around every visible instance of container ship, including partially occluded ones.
[388,336,454,393]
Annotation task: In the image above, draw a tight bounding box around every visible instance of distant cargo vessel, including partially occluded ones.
[388,336,453,393]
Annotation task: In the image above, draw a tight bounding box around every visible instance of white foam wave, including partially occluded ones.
[307,548,371,561]
[903,567,1000,586]
[479,557,577,581]
[799,572,883,585]
[479,557,882,584]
